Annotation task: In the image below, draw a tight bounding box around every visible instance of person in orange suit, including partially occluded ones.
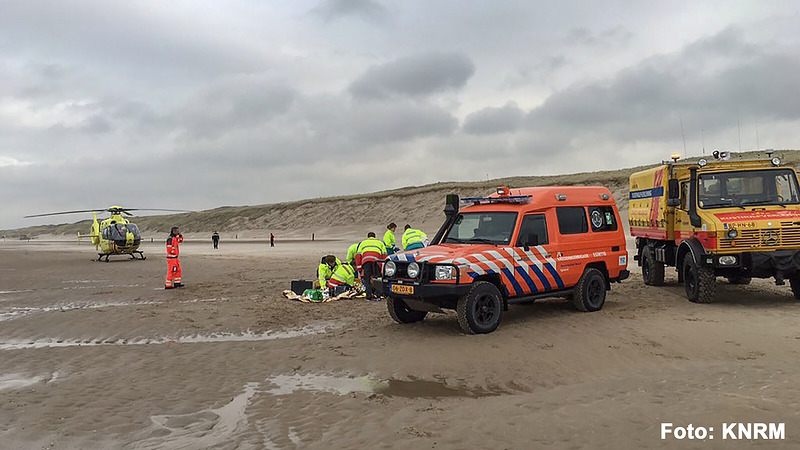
[165,226,184,289]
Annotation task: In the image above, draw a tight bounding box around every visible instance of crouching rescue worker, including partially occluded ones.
[356,232,387,301]
[383,222,398,255]
[327,262,356,297]
[317,255,341,290]
[165,226,184,289]
[401,225,427,251]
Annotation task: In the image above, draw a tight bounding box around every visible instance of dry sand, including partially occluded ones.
[2,238,800,449]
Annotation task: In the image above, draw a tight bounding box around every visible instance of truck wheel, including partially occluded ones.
[457,281,503,334]
[572,268,607,312]
[682,255,716,303]
[790,275,800,300]
[726,275,751,285]
[387,297,427,324]
[641,245,665,286]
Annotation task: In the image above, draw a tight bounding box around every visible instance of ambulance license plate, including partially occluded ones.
[391,284,414,295]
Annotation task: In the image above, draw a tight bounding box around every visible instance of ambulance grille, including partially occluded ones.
[720,228,800,249]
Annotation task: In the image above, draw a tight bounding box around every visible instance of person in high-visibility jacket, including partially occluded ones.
[317,255,341,289]
[327,262,356,296]
[356,232,387,301]
[165,226,184,289]
[402,225,427,251]
[346,242,359,265]
[383,222,398,255]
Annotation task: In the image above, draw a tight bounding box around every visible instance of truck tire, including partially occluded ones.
[457,281,503,334]
[682,255,716,303]
[790,275,800,300]
[641,245,665,286]
[572,268,607,312]
[387,297,427,324]
[726,275,752,285]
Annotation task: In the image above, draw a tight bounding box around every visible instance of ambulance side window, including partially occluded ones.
[556,207,588,235]
[588,206,617,232]
[516,214,549,246]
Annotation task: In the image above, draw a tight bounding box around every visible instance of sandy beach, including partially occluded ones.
[2,238,800,449]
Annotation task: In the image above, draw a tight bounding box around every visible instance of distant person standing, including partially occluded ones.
[270,233,275,247]
[211,231,220,249]
[383,223,398,255]
[356,232,387,301]
[165,226,184,289]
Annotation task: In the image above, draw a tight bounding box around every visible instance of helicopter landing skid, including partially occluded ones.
[96,251,146,262]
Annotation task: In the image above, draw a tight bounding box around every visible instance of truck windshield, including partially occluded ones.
[444,212,518,245]
[698,169,800,209]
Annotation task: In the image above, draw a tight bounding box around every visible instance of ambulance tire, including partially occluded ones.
[726,275,751,285]
[790,275,800,300]
[387,297,427,324]
[572,268,606,312]
[683,255,716,303]
[641,245,665,286]
[457,281,503,334]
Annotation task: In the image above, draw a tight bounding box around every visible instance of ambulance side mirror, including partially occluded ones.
[667,179,680,207]
[523,233,540,251]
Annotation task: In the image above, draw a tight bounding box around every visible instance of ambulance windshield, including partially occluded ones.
[698,169,800,209]
[444,212,518,245]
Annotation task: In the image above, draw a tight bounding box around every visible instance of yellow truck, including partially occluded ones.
[629,151,800,302]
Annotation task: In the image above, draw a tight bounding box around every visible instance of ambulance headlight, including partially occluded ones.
[698,158,708,167]
[435,265,457,280]
[772,157,781,166]
[726,229,738,239]
[718,255,737,266]
[384,261,396,277]
[407,262,420,279]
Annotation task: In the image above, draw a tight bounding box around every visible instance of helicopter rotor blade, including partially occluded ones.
[24,209,105,218]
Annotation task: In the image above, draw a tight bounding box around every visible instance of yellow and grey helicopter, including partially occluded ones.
[25,206,189,262]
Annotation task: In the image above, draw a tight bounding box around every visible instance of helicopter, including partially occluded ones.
[24,206,190,262]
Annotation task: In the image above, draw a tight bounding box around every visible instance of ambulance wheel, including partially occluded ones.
[641,245,665,286]
[726,275,751,285]
[790,275,800,300]
[387,297,427,324]
[457,281,503,334]
[683,255,716,303]
[572,268,606,312]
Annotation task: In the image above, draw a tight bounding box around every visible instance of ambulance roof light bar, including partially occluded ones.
[461,195,532,205]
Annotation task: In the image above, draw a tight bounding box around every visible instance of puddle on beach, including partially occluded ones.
[0,322,341,350]
[128,382,259,449]
[0,300,163,322]
[264,373,511,399]
[0,373,44,391]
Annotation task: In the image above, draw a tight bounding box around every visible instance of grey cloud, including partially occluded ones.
[463,102,524,135]
[349,52,475,99]
[529,27,800,143]
[565,26,632,47]
[310,0,388,23]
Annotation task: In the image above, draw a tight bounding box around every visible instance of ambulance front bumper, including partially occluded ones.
[372,277,471,301]
[704,250,800,278]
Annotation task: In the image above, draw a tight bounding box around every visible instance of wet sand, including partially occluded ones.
[2,239,800,449]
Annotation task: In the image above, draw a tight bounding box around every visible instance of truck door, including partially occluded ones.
[510,213,563,293]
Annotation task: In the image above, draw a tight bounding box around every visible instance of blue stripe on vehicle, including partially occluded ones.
[543,263,564,289]
[514,266,538,293]
[405,254,416,262]
[529,265,552,291]
[628,186,664,200]
[500,268,524,296]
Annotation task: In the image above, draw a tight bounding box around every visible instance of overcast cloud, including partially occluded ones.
[2,0,800,229]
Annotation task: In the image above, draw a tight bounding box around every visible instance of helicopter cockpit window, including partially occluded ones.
[126,223,141,238]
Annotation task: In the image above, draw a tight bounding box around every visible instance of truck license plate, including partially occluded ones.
[391,284,414,295]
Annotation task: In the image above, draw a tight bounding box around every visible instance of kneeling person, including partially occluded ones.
[327,262,356,297]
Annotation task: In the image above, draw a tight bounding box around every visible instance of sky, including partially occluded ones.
[2,0,800,229]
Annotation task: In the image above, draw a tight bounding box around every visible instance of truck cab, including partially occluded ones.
[629,151,800,302]
[375,186,629,334]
